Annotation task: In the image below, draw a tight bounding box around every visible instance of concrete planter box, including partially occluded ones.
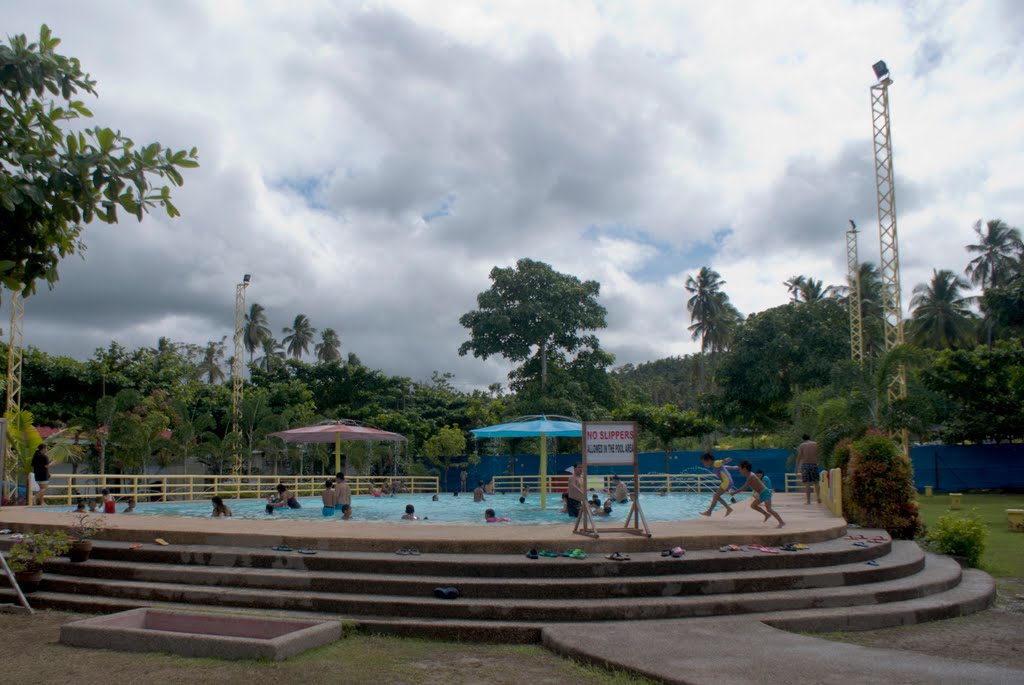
[60,608,340,660]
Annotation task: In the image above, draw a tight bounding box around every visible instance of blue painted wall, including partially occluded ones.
[447,444,1024,494]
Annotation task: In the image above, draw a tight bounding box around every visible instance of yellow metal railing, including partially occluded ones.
[32,474,439,506]
[492,473,722,495]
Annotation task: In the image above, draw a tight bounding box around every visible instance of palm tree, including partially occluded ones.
[282,314,317,359]
[785,275,831,303]
[965,219,1023,291]
[244,303,272,363]
[909,269,977,350]
[256,336,286,371]
[197,338,226,384]
[315,327,342,363]
[685,267,729,353]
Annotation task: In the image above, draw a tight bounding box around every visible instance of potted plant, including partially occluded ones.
[7,530,70,593]
[68,513,103,562]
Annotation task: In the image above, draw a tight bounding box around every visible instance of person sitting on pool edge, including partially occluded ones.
[266,483,301,514]
[320,478,336,517]
[211,496,232,517]
[484,508,510,523]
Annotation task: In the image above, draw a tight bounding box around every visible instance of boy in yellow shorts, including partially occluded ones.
[699,452,737,517]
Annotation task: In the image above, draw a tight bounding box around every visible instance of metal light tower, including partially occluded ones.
[231,274,250,475]
[870,60,909,454]
[846,220,864,365]
[2,290,25,504]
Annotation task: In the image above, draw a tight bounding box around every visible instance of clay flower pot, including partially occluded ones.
[15,568,43,593]
[69,539,93,563]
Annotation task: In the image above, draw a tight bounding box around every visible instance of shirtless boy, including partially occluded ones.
[795,434,822,504]
[334,473,352,519]
[732,460,785,528]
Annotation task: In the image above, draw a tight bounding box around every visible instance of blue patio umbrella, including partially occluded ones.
[471,415,582,509]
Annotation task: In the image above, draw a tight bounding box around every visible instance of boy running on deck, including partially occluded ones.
[732,460,785,528]
[699,453,736,517]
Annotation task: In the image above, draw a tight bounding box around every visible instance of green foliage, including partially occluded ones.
[0,25,198,294]
[459,258,608,394]
[845,434,923,539]
[716,299,850,427]
[928,510,988,567]
[8,530,70,572]
[922,341,1024,443]
[830,438,854,472]
[4,408,42,475]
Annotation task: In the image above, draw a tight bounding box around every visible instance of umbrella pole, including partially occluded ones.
[335,434,341,474]
[540,432,547,510]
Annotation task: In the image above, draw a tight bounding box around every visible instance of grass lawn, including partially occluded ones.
[916,492,1024,577]
[0,610,655,685]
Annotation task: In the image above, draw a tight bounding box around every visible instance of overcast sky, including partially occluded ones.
[3,1,1022,390]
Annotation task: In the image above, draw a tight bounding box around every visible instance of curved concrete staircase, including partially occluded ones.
[0,529,994,643]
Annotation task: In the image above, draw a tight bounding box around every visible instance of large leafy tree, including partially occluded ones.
[282,314,317,360]
[908,269,976,350]
[0,25,198,295]
[315,327,343,363]
[459,258,608,394]
[243,303,272,363]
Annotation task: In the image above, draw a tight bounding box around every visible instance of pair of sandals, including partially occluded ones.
[846,534,888,543]
[719,544,742,552]
[395,547,421,555]
[605,552,631,561]
[272,545,317,555]
[747,545,779,554]
[660,546,685,558]
[433,586,460,599]
[779,542,809,552]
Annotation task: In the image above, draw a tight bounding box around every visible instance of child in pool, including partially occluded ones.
[401,504,419,520]
[320,478,336,517]
[211,496,232,517]
[484,508,510,523]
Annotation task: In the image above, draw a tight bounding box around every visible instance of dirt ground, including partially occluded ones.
[0,610,652,685]
[820,577,1024,670]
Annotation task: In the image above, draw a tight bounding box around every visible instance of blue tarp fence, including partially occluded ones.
[446,444,1024,494]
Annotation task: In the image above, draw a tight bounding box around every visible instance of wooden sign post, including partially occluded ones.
[573,421,651,538]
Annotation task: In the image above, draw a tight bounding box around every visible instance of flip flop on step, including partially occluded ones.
[272,545,293,552]
[670,546,685,558]
[605,552,630,561]
[868,536,889,543]
[568,548,588,560]
[128,543,143,550]
[297,548,317,555]
[852,541,870,548]
[432,586,460,600]
[395,548,412,555]
[526,549,539,559]
[154,538,169,546]
[845,534,866,540]
[538,550,559,557]
[865,560,880,566]
[663,549,674,556]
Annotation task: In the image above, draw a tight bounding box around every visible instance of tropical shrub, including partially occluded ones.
[845,434,923,539]
[8,530,70,572]
[928,510,988,567]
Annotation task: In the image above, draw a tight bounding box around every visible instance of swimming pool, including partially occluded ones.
[64,492,717,525]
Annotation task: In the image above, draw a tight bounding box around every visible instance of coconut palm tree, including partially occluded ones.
[256,336,286,371]
[315,327,342,363]
[197,338,226,384]
[685,267,728,353]
[909,269,977,350]
[244,303,272,363]
[282,314,317,359]
[785,275,832,303]
[965,219,1023,291]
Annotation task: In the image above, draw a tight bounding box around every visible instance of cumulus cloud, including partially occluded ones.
[2,1,1022,391]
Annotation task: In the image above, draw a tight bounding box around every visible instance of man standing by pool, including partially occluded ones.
[334,472,353,519]
[567,463,584,518]
[795,434,821,505]
[31,443,55,505]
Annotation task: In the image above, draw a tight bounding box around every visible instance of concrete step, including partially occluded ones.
[22,533,894,579]
[27,551,961,622]
[42,541,925,600]
[0,563,992,646]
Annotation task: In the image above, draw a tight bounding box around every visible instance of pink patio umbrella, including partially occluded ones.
[269,420,407,474]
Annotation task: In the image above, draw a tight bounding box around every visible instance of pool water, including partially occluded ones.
[68,492,716,525]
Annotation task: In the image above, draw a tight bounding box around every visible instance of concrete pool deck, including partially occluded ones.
[0,493,842,553]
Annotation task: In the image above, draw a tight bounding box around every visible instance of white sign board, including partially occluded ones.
[583,422,637,466]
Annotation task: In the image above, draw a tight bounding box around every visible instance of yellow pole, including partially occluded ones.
[539,432,547,510]
[334,434,341,474]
